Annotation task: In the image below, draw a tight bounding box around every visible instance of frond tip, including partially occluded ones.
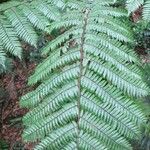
[21,0,149,150]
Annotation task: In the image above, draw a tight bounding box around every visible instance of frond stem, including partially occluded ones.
[76,8,90,149]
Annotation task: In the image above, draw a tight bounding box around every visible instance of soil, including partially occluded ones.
[0,57,37,149]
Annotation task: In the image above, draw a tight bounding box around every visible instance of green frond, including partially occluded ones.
[4,7,38,47]
[85,33,138,62]
[34,122,77,150]
[20,65,80,108]
[20,4,50,32]
[47,19,82,36]
[41,28,82,55]
[143,0,150,21]
[79,132,107,150]
[87,57,148,97]
[61,141,77,150]
[47,0,66,9]
[20,1,149,149]
[23,82,78,125]
[23,102,78,141]
[66,1,84,10]
[0,53,12,74]
[29,48,80,84]
[126,0,144,13]
[82,74,145,122]
[92,0,117,5]
[0,0,22,12]
[84,43,142,79]
[86,23,133,42]
[92,6,128,17]
[91,15,132,35]
[0,49,6,69]
[33,1,61,21]
[80,113,132,150]
[0,18,22,58]
[0,0,62,73]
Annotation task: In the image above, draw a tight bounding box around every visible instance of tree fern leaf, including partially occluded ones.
[81,77,146,126]
[0,0,21,12]
[91,6,128,17]
[143,0,150,21]
[32,46,63,78]
[42,28,82,55]
[0,0,64,74]
[87,23,133,42]
[126,0,144,13]
[0,18,22,58]
[80,113,132,150]
[61,141,77,150]
[0,49,6,69]
[34,123,77,150]
[84,43,142,79]
[88,57,148,97]
[66,1,84,10]
[63,11,82,20]
[81,90,145,125]
[33,1,61,21]
[85,33,138,62]
[23,103,78,141]
[20,65,80,107]
[23,83,78,125]
[4,7,38,47]
[21,1,148,149]
[47,0,66,9]
[92,0,117,5]
[79,132,107,150]
[20,4,50,32]
[29,48,80,84]
[47,19,82,36]
[91,15,132,35]
[81,93,140,138]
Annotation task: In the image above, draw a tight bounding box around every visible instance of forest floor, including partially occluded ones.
[0,58,37,150]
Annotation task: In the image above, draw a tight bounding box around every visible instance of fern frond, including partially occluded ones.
[23,102,78,141]
[21,65,80,108]
[84,43,142,79]
[80,113,132,149]
[0,48,6,69]
[29,48,80,84]
[20,4,50,32]
[0,17,22,58]
[22,83,78,125]
[4,7,38,47]
[87,23,133,42]
[85,32,138,62]
[0,0,62,72]
[33,1,61,21]
[143,0,150,21]
[78,132,107,150]
[47,0,66,9]
[126,0,144,13]
[0,0,22,12]
[34,122,77,150]
[87,57,146,97]
[21,1,149,149]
